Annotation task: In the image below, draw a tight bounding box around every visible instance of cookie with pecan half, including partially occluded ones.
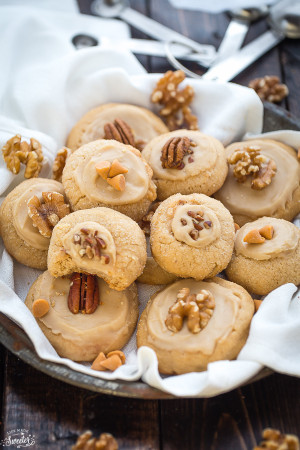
[142,130,228,200]
[66,103,169,151]
[0,178,70,269]
[25,270,138,361]
[47,207,146,291]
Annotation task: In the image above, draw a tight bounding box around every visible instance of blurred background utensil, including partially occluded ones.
[91,0,216,61]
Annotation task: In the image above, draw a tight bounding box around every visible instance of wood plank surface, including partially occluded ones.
[0,1,299,449]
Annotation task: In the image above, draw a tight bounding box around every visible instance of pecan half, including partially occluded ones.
[72,431,118,450]
[165,287,215,334]
[68,273,99,314]
[104,118,135,147]
[27,191,70,238]
[228,146,277,190]
[2,134,43,178]
[161,137,194,170]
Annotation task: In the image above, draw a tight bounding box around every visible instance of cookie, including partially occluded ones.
[214,139,300,226]
[226,217,300,295]
[25,271,139,361]
[62,139,157,222]
[47,207,147,291]
[0,178,69,270]
[137,277,254,374]
[66,103,169,151]
[141,130,228,200]
[150,194,235,280]
[137,256,179,285]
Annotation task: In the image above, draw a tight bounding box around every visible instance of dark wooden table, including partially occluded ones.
[1,1,300,448]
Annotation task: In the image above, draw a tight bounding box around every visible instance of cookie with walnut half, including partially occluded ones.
[47,207,147,291]
[0,178,70,270]
[214,139,300,227]
[66,103,169,151]
[25,270,138,361]
[141,130,228,201]
[62,139,157,222]
[226,217,300,295]
[137,277,254,374]
[150,193,235,280]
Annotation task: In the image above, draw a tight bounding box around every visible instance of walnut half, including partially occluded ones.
[228,146,277,190]
[27,192,70,238]
[254,428,299,450]
[2,134,43,178]
[151,70,199,131]
[165,287,215,334]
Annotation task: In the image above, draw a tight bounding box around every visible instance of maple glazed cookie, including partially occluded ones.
[141,130,228,200]
[25,271,139,361]
[150,193,235,280]
[0,178,70,269]
[62,139,157,222]
[66,103,169,151]
[137,277,254,374]
[47,207,147,291]
[226,217,300,295]
[214,139,300,226]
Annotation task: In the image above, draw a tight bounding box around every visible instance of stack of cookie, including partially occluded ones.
[1,76,299,377]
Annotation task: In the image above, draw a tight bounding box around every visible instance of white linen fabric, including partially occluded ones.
[0,4,299,398]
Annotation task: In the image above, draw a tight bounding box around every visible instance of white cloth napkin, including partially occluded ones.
[0,4,300,398]
[168,0,277,13]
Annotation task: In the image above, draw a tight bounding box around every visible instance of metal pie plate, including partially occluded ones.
[0,102,299,399]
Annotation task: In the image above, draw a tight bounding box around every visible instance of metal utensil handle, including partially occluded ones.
[119,7,215,57]
[212,19,249,64]
[202,30,283,81]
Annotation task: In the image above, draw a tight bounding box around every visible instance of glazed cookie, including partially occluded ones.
[47,207,147,291]
[214,139,300,226]
[66,103,169,151]
[141,130,228,200]
[62,139,157,222]
[137,277,254,374]
[226,217,300,295]
[0,178,70,269]
[150,194,235,280]
[25,271,139,361]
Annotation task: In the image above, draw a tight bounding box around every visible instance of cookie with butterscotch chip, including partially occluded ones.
[62,139,157,222]
[226,217,300,295]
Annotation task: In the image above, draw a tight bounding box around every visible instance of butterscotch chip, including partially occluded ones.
[106,174,126,191]
[100,354,123,371]
[234,223,240,232]
[107,350,126,364]
[108,159,128,178]
[243,229,265,244]
[95,161,111,180]
[259,225,274,240]
[91,352,106,370]
[32,298,50,318]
